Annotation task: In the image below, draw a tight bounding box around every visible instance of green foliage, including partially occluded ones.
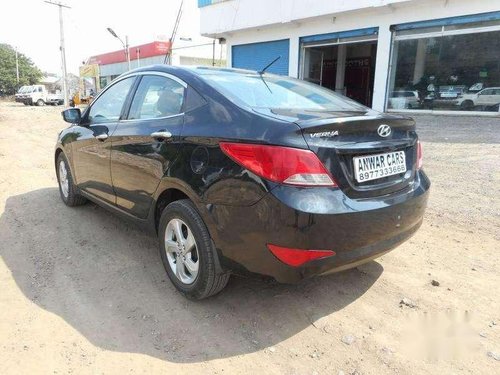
[0,44,43,95]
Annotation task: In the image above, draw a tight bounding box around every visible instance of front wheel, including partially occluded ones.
[158,199,230,300]
[460,100,474,111]
[56,153,87,206]
[36,99,45,106]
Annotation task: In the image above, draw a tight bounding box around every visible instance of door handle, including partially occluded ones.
[151,131,173,140]
[95,133,108,141]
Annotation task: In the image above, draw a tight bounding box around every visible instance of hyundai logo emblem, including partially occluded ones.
[377,124,392,137]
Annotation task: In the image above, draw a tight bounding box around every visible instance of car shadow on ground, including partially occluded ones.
[0,188,383,363]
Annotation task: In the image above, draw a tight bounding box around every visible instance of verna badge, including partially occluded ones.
[310,130,339,138]
[377,124,392,137]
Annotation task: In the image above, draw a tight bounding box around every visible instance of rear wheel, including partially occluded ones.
[36,99,45,106]
[56,153,87,206]
[158,199,230,299]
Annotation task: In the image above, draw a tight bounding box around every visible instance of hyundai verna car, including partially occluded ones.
[55,65,430,299]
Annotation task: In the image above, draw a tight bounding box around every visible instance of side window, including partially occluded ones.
[38,87,43,92]
[128,75,185,120]
[87,77,135,125]
[480,89,492,96]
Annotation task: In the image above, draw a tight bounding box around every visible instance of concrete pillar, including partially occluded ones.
[335,44,347,94]
[226,42,232,68]
[289,37,300,77]
[372,24,392,112]
[412,39,427,84]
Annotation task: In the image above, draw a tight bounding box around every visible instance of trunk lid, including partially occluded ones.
[254,108,418,198]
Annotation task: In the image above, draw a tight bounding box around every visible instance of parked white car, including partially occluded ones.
[456,87,500,110]
[19,85,64,106]
[388,91,421,109]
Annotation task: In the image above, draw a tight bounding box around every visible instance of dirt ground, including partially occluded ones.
[0,101,499,374]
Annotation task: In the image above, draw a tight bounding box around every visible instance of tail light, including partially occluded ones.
[267,244,335,267]
[220,142,337,187]
[417,140,423,170]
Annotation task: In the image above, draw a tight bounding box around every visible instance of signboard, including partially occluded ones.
[79,64,99,78]
[88,41,172,66]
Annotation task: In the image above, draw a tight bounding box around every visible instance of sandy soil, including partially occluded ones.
[0,101,499,374]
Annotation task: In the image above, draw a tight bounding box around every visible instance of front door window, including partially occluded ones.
[86,77,135,125]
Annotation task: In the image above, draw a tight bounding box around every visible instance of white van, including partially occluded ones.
[20,85,64,106]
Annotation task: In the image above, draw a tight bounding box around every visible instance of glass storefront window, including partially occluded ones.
[388,27,500,112]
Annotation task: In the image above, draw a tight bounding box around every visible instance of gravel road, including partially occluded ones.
[0,102,499,374]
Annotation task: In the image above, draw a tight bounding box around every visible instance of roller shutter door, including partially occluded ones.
[232,39,290,75]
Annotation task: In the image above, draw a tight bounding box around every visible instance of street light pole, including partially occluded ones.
[125,35,130,70]
[45,1,70,106]
[107,28,130,71]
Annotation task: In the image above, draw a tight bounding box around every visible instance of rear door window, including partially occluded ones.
[128,75,185,120]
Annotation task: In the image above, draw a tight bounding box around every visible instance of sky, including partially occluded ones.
[1,0,213,75]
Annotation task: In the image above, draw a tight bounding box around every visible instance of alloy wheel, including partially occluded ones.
[164,218,199,284]
[58,160,69,198]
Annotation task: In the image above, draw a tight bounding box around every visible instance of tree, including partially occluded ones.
[0,44,43,96]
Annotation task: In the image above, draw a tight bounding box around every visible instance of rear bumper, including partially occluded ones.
[204,170,430,283]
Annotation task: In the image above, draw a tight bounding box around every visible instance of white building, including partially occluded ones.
[199,0,500,115]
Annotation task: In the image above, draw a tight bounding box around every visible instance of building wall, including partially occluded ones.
[199,0,500,111]
[199,0,414,35]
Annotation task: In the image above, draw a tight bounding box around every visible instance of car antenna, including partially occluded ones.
[257,56,281,93]
[258,56,281,75]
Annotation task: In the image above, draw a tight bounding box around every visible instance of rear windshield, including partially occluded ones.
[201,73,367,112]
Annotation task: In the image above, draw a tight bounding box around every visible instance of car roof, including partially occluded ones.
[126,64,271,78]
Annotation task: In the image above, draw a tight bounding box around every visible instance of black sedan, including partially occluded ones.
[55,65,430,299]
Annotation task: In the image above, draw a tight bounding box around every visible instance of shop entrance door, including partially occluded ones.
[301,36,378,107]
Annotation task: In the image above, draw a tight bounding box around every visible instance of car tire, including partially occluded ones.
[56,153,87,207]
[36,99,45,106]
[158,199,230,300]
[460,100,474,111]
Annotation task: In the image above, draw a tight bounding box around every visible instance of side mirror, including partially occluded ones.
[62,108,81,124]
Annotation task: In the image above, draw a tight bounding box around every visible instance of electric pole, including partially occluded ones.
[15,47,19,85]
[44,1,70,106]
